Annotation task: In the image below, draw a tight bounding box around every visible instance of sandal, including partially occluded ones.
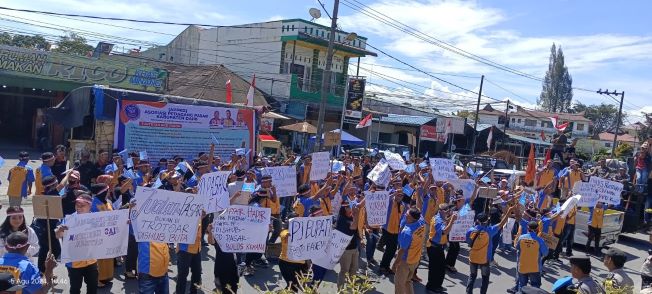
[124,272,137,279]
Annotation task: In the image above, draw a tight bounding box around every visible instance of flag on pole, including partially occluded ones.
[549,116,570,131]
[540,130,546,141]
[246,74,255,107]
[225,79,232,104]
[443,119,452,144]
[486,126,493,149]
[524,143,536,185]
[544,148,551,164]
[356,113,373,129]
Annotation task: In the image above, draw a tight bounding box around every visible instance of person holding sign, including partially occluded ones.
[336,198,363,289]
[33,175,61,274]
[393,207,426,294]
[465,207,513,294]
[175,213,203,294]
[0,231,56,294]
[558,160,585,199]
[513,221,548,292]
[55,194,98,294]
[586,202,605,256]
[206,223,239,294]
[379,190,406,276]
[89,184,114,287]
[426,203,457,293]
[258,175,281,244]
[277,216,307,292]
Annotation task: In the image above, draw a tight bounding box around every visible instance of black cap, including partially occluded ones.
[0,272,24,291]
[602,247,627,261]
[234,170,246,179]
[297,184,311,195]
[520,286,548,294]
[569,255,591,268]
[90,183,109,196]
[476,212,489,223]
[18,151,29,160]
[528,221,539,230]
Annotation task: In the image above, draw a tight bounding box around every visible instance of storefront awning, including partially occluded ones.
[259,134,278,141]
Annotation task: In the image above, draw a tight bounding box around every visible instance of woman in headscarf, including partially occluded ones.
[90,183,114,288]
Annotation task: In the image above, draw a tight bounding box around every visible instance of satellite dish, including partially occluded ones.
[309,8,322,21]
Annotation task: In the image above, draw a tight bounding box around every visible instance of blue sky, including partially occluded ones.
[2,0,651,122]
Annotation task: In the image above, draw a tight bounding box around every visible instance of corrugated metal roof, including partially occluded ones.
[507,133,551,146]
[374,114,434,126]
[466,122,493,132]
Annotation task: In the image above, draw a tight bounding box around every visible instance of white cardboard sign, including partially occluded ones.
[449,211,475,242]
[367,160,391,187]
[364,191,391,226]
[287,216,333,261]
[384,151,407,170]
[198,171,231,213]
[310,152,330,181]
[212,205,271,253]
[61,210,130,263]
[261,166,297,197]
[430,158,457,181]
[311,229,354,269]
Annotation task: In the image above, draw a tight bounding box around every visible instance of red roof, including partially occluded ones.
[259,134,277,141]
[597,132,639,143]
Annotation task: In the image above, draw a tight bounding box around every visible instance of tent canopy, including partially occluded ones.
[309,129,365,146]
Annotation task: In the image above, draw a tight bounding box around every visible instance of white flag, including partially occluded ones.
[487,126,493,149]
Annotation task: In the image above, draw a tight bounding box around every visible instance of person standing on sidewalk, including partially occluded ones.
[336,198,362,289]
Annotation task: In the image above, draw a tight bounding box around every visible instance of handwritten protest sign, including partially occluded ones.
[540,233,559,249]
[367,160,390,187]
[429,158,457,181]
[312,229,354,269]
[364,191,391,226]
[131,187,207,244]
[61,210,130,263]
[310,152,330,181]
[198,171,231,213]
[449,210,475,242]
[332,192,343,216]
[449,179,477,199]
[574,177,623,206]
[384,151,407,170]
[212,205,271,253]
[560,195,580,218]
[260,166,297,197]
[287,216,333,260]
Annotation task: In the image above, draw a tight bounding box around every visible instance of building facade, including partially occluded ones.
[477,105,591,138]
[141,19,376,127]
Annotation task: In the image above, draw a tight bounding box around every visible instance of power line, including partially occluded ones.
[357,62,480,79]
[0,6,281,29]
[483,78,537,105]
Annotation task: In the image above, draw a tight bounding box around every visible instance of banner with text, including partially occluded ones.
[312,229,354,269]
[384,151,407,170]
[449,211,475,242]
[115,100,255,163]
[364,191,391,226]
[131,187,207,244]
[574,177,623,206]
[449,179,477,199]
[310,152,330,181]
[198,171,232,213]
[260,166,297,197]
[287,216,333,261]
[61,210,130,263]
[212,205,271,253]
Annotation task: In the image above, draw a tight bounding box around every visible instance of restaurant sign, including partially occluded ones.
[0,45,167,93]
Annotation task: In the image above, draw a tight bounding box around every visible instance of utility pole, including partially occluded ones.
[498,99,510,151]
[314,0,339,152]
[597,89,625,157]
[470,75,484,154]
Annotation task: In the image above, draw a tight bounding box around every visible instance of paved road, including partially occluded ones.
[1,149,650,293]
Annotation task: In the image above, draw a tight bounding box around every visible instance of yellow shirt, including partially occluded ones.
[566,208,576,225]
[385,200,402,234]
[262,197,281,215]
[553,218,565,236]
[538,169,554,188]
[590,208,605,229]
[279,230,304,264]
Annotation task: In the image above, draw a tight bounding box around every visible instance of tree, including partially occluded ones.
[53,33,93,56]
[638,113,652,141]
[538,43,573,113]
[572,102,625,136]
[615,142,633,158]
[0,32,50,49]
[454,110,477,121]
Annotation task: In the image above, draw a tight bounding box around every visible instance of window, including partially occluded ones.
[524,119,537,127]
[540,121,546,127]
[498,115,507,124]
[577,123,585,131]
[511,118,515,123]
[541,121,552,128]
[605,142,612,148]
[517,118,522,123]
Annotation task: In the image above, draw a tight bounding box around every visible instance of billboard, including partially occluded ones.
[344,77,366,119]
[114,101,256,161]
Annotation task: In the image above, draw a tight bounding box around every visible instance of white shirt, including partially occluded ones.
[0,227,40,263]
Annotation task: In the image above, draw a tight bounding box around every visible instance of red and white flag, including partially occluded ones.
[356,114,373,129]
[225,79,232,104]
[443,119,452,144]
[246,74,255,107]
[549,116,570,131]
[487,126,493,149]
